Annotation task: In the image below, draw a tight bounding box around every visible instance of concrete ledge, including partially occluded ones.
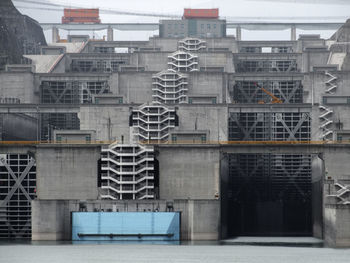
[222,237,324,247]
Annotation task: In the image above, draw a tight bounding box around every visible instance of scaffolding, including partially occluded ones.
[0,154,36,239]
[100,144,155,200]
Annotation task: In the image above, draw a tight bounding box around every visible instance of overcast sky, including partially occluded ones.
[14,0,350,41]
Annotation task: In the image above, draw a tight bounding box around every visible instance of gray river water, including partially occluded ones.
[1,242,350,263]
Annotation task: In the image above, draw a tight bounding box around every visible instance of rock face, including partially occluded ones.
[0,0,46,69]
[330,19,350,42]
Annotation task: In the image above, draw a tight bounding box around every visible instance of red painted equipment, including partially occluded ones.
[183,8,219,19]
[62,8,101,24]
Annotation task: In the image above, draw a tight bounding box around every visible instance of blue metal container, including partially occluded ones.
[72,212,180,241]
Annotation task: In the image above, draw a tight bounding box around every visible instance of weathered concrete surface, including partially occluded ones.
[35,145,101,200]
[177,105,228,141]
[311,154,324,239]
[79,105,131,142]
[31,199,220,241]
[324,204,350,247]
[157,145,220,200]
[0,72,37,103]
[118,72,153,103]
[31,200,70,241]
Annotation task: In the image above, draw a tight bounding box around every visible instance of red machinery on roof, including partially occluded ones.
[62,8,101,24]
[183,8,219,19]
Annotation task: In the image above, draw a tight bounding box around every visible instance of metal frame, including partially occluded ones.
[235,59,298,73]
[0,154,36,239]
[100,144,155,200]
[229,112,310,141]
[233,80,303,103]
[40,113,80,141]
[228,153,311,202]
[131,103,176,143]
[41,81,110,104]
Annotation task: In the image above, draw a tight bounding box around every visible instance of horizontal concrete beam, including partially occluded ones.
[40,22,343,32]
[227,22,343,31]
[0,104,80,113]
[157,143,350,154]
[40,23,159,31]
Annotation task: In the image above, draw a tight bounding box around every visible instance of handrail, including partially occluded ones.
[78,233,174,238]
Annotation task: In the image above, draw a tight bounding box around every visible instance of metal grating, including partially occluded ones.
[0,154,36,239]
[71,59,128,73]
[228,112,310,141]
[235,60,298,73]
[232,81,303,104]
[40,113,80,141]
[228,153,311,202]
[41,81,109,104]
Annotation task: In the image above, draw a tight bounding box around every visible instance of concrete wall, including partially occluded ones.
[118,72,153,103]
[187,200,220,240]
[324,146,350,182]
[157,145,220,199]
[324,204,350,247]
[79,104,228,143]
[79,105,131,142]
[31,200,71,241]
[302,49,330,73]
[31,199,220,241]
[176,105,228,141]
[189,72,226,103]
[132,52,168,71]
[311,154,324,239]
[0,72,37,103]
[197,53,234,72]
[322,147,350,247]
[205,37,237,52]
[36,145,100,200]
[149,38,179,52]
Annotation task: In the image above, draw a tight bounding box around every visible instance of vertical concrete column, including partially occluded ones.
[52,26,59,43]
[291,25,296,41]
[236,26,242,41]
[107,26,114,41]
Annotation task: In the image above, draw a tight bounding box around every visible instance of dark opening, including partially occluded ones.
[97,158,102,187]
[153,158,160,199]
[224,153,312,237]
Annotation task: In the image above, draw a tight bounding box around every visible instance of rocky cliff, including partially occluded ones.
[0,0,46,69]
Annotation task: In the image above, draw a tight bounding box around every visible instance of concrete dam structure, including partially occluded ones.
[1,5,350,247]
